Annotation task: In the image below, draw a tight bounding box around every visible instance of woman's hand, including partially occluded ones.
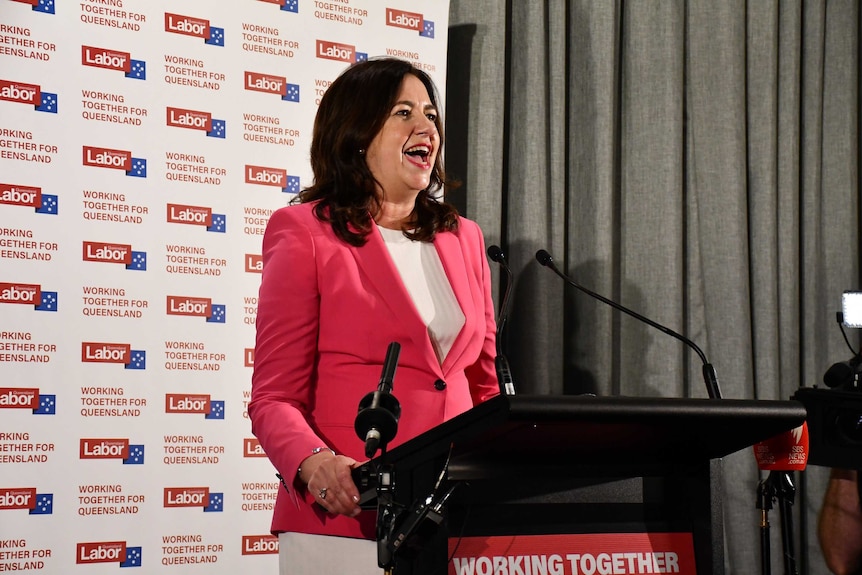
[297,450,363,517]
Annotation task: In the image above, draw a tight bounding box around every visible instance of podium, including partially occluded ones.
[354,394,806,575]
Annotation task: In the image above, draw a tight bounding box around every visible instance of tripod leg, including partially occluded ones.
[779,496,797,575]
[757,479,773,575]
[775,471,799,575]
[760,511,771,575]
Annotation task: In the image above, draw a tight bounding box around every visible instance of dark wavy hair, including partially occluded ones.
[295,57,459,246]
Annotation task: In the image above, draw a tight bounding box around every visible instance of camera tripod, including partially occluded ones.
[757,470,799,575]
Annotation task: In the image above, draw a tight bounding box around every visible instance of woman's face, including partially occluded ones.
[365,74,439,200]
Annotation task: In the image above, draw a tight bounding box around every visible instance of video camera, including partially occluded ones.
[791,291,862,470]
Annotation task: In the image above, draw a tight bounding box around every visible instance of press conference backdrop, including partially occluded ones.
[0,1,448,571]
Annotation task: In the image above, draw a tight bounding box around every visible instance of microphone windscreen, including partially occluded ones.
[824,360,856,388]
[535,250,553,266]
[752,422,809,471]
[487,245,504,263]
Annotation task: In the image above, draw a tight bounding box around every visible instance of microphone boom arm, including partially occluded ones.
[535,249,722,399]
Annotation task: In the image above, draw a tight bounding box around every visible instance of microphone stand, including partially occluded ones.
[354,342,403,573]
[756,471,799,575]
[756,477,772,575]
[352,344,458,573]
[487,245,516,396]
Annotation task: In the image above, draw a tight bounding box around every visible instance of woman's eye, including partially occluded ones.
[395,109,410,117]
[426,114,437,122]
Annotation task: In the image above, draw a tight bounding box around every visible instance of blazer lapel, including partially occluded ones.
[349,228,440,367]
[433,231,472,373]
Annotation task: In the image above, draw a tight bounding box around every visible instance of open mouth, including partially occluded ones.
[404,144,432,163]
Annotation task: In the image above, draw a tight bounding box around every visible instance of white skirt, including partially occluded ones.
[278,532,382,575]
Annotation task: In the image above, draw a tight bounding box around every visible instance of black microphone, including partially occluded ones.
[487,245,516,396]
[535,249,722,400]
[377,341,400,395]
[823,354,862,389]
[355,342,402,458]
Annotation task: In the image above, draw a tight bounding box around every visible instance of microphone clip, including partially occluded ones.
[355,389,401,458]
[757,470,798,511]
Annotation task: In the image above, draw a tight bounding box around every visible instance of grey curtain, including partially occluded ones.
[448,1,860,573]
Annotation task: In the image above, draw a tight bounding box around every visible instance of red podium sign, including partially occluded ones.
[448,532,696,575]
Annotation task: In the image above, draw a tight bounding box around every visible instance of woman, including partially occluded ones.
[249,57,500,574]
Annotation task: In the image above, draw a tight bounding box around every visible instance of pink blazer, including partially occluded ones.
[249,201,499,538]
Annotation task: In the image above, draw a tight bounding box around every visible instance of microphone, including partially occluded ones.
[355,342,402,458]
[753,422,809,472]
[535,249,722,399]
[486,245,516,396]
[823,354,862,389]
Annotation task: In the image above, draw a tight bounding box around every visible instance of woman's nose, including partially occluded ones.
[415,116,437,136]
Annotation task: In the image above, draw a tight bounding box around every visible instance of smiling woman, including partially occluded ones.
[248,57,501,575]
[364,74,439,227]
[296,57,457,244]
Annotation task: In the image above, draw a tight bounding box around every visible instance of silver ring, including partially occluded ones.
[318,487,327,500]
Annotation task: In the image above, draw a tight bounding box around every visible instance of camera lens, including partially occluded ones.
[832,409,862,445]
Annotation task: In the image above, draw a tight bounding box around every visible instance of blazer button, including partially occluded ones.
[433,379,446,391]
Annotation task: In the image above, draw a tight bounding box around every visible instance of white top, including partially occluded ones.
[376,225,465,363]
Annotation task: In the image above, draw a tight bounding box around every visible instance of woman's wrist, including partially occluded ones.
[296,447,336,484]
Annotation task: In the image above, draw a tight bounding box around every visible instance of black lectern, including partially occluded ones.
[354,394,806,575]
